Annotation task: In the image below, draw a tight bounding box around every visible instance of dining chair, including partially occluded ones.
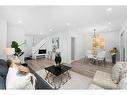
[86,50,94,64]
[96,51,106,65]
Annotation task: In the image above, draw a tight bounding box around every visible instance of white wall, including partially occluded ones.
[70,31,86,61]
[43,31,71,64]
[0,20,7,59]
[25,35,45,57]
[7,26,26,56]
[103,31,120,61]
[70,30,120,62]
[7,26,25,47]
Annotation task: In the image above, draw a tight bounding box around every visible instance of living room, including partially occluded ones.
[0,6,127,90]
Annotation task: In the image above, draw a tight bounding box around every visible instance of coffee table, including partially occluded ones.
[44,65,72,89]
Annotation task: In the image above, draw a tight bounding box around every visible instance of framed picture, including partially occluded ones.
[52,37,59,49]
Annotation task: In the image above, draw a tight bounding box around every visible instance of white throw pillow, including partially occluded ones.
[118,75,127,89]
[117,67,127,89]
[6,67,36,89]
[111,62,127,84]
[120,67,127,80]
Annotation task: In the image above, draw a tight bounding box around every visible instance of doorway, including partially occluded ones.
[71,37,75,61]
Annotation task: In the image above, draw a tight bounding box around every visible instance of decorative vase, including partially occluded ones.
[55,53,62,68]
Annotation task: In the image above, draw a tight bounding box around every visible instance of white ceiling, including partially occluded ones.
[0,6,127,35]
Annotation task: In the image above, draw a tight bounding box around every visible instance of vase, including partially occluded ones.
[55,53,62,67]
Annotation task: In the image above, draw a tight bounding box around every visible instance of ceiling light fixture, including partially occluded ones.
[49,29,53,31]
[18,20,22,23]
[66,22,71,26]
[108,22,111,25]
[106,8,112,12]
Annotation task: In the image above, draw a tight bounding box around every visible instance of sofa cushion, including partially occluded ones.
[111,62,127,84]
[93,70,117,89]
[6,67,36,89]
[0,65,8,79]
[0,59,8,69]
[0,76,6,89]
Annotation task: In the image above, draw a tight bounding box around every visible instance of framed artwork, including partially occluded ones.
[52,37,59,50]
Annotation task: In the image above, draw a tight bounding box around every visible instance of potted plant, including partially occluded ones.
[11,41,24,57]
[11,41,24,63]
[109,47,118,64]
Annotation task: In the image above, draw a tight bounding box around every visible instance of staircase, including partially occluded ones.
[32,37,49,59]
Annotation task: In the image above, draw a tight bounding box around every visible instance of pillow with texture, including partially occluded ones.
[0,65,8,79]
[120,67,127,80]
[6,67,36,89]
[111,62,127,84]
[0,76,6,89]
[118,76,127,89]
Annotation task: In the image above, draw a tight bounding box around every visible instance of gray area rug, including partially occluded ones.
[36,69,92,89]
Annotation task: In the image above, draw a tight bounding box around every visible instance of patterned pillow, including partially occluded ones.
[111,62,127,84]
[120,67,127,80]
[118,68,127,89]
[118,76,127,89]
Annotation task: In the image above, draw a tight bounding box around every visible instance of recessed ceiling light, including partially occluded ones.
[40,33,43,35]
[106,8,112,12]
[18,20,22,23]
[66,22,71,26]
[49,29,53,31]
[108,22,111,25]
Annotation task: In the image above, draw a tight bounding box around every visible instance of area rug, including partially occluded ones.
[36,69,92,89]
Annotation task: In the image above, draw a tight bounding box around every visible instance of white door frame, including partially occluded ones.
[71,37,75,61]
[120,30,127,62]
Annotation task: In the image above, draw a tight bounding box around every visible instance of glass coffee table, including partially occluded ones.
[44,64,72,89]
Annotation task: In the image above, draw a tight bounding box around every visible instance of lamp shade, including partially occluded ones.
[4,48,15,55]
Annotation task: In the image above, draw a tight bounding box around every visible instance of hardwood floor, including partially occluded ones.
[26,58,54,71]
[71,58,113,78]
[26,58,113,78]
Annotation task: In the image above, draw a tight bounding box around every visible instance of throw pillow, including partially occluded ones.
[111,62,127,84]
[6,67,36,89]
[120,67,127,80]
[118,76,127,89]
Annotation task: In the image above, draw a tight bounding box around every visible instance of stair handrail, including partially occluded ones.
[32,41,47,55]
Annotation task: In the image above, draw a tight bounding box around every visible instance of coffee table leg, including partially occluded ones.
[52,75,63,89]
[45,70,50,83]
[59,75,63,88]
[52,76,56,89]
[61,70,71,85]
[67,70,71,79]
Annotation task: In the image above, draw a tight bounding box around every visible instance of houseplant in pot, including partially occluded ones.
[109,47,118,64]
[11,41,24,63]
